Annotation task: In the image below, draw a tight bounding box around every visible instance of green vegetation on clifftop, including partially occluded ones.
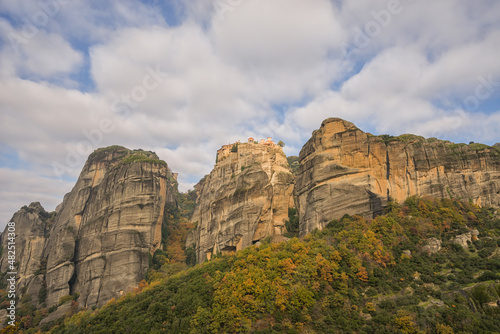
[88,146,167,167]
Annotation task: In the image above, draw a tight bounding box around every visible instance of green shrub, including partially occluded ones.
[468,143,490,151]
[285,207,299,234]
[472,284,492,304]
[231,143,239,152]
[121,153,167,166]
[477,271,500,282]
[59,295,74,305]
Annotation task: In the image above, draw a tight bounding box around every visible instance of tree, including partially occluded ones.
[394,310,418,334]
[0,323,20,333]
[356,266,369,282]
[277,140,285,147]
[285,208,299,234]
[436,323,455,334]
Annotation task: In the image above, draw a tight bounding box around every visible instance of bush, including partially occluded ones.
[472,284,492,304]
[121,153,167,166]
[378,299,396,310]
[285,208,299,233]
[477,271,500,282]
[478,247,495,258]
[395,295,419,307]
[38,283,47,305]
[59,295,74,305]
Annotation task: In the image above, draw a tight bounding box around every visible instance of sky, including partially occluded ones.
[1,0,500,229]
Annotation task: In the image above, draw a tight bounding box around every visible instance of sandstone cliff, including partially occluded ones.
[0,203,53,308]
[189,139,294,263]
[0,146,177,311]
[296,118,500,236]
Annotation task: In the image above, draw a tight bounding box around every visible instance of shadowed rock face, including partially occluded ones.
[189,142,294,263]
[0,147,177,309]
[296,118,500,236]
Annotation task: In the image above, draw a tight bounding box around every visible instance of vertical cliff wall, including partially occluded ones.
[296,118,500,236]
[189,140,294,263]
[0,203,53,309]
[0,146,178,310]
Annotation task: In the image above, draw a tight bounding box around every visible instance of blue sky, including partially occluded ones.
[1,0,500,228]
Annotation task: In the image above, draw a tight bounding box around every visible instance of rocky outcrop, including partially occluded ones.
[189,139,294,263]
[452,232,474,249]
[0,146,178,311]
[402,250,412,257]
[296,118,500,236]
[422,237,442,255]
[0,202,53,308]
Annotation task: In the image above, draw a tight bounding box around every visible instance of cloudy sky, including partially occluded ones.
[1,0,500,228]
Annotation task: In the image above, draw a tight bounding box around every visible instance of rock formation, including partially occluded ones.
[422,237,442,255]
[188,139,294,263]
[4,118,500,325]
[296,118,500,236]
[0,146,177,311]
[452,230,479,249]
[0,202,53,308]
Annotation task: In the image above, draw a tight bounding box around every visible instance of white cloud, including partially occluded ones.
[0,0,167,45]
[1,0,500,224]
[0,20,83,79]
[19,32,83,78]
[419,31,500,99]
[338,0,500,59]
[0,168,73,230]
[210,0,346,103]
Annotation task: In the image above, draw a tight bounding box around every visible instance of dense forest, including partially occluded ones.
[3,196,500,333]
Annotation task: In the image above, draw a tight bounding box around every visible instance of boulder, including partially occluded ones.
[422,237,442,255]
[452,233,472,249]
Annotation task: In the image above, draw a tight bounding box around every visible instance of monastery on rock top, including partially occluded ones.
[216,137,280,163]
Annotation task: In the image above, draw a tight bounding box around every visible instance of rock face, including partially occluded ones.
[0,202,53,308]
[0,146,177,310]
[189,139,294,263]
[296,118,500,236]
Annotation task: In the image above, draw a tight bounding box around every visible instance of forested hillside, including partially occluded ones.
[6,197,500,333]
